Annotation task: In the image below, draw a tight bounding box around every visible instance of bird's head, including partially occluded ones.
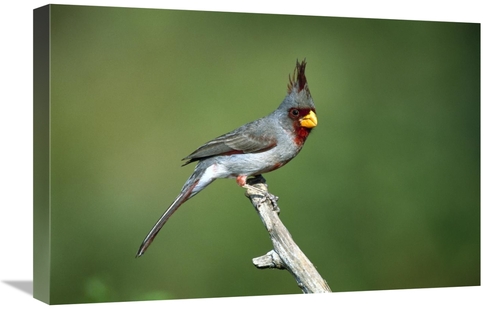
[275,59,317,146]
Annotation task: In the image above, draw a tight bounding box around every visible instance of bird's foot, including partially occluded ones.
[266,193,280,213]
[253,189,280,213]
[245,175,280,214]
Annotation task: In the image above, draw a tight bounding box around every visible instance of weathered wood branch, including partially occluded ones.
[245,176,331,293]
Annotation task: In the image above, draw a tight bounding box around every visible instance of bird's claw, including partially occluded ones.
[268,193,280,213]
[255,191,280,214]
[246,175,280,213]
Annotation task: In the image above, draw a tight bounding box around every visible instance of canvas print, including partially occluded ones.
[34,4,480,305]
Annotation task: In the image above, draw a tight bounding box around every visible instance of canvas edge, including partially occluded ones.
[33,4,51,304]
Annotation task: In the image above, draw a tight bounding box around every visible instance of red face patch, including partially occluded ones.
[289,108,315,146]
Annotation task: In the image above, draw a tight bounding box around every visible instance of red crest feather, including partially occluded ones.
[287,59,309,94]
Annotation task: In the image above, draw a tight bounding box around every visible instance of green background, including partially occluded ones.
[45,4,479,304]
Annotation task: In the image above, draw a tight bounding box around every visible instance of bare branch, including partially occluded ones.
[245,176,331,293]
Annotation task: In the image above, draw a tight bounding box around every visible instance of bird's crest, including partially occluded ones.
[287,59,309,95]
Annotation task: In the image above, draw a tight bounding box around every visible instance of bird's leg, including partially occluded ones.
[240,175,280,213]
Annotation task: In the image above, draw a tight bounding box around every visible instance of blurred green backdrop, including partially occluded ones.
[44,4,479,304]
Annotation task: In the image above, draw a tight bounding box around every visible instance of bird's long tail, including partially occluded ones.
[136,164,213,257]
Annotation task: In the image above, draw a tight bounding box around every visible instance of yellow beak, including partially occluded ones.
[300,110,318,128]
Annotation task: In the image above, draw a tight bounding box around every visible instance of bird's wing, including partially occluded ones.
[181,123,277,165]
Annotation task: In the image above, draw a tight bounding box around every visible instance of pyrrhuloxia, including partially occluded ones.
[136,59,317,257]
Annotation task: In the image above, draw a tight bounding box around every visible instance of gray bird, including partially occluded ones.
[136,59,317,257]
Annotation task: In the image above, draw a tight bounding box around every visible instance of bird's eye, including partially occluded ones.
[289,108,300,118]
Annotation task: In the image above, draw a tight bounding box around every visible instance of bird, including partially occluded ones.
[136,59,317,257]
